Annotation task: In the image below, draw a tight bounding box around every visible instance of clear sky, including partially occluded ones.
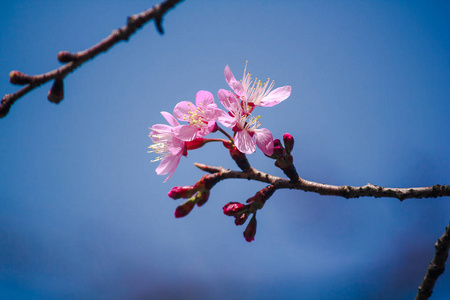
[1,0,450,299]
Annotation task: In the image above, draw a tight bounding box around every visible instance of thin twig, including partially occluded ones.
[194,163,450,201]
[415,223,450,300]
[0,0,184,118]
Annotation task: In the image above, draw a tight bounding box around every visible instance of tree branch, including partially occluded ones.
[0,0,184,118]
[415,223,450,300]
[194,163,450,201]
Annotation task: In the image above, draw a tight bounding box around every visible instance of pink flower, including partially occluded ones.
[148,112,186,182]
[217,90,274,156]
[173,90,224,141]
[224,63,291,109]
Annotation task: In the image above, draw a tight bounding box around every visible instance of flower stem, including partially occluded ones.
[215,123,234,142]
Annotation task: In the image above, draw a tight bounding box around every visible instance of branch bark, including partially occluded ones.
[415,223,450,300]
[194,163,450,201]
[0,0,184,118]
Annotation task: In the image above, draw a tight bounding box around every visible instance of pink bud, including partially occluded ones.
[273,139,282,148]
[174,199,196,218]
[283,133,294,154]
[223,202,245,216]
[168,186,196,199]
[273,145,286,158]
[243,215,257,242]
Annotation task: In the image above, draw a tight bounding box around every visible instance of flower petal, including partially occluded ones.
[173,101,195,121]
[254,128,274,156]
[215,108,236,128]
[155,155,182,182]
[224,65,245,97]
[260,86,291,107]
[218,89,239,112]
[173,124,199,141]
[161,111,180,127]
[195,90,215,107]
[234,130,256,154]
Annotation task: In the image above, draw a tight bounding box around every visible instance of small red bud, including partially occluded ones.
[243,214,257,242]
[174,199,196,218]
[9,71,32,85]
[234,212,249,226]
[168,186,196,199]
[195,190,210,207]
[47,78,64,104]
[273,139,282,148]
[283,133,294,154]
[223,202,245,216]
[273,145,286,158]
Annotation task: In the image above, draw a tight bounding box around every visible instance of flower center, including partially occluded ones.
[241,62,275,105]
[180,103,209,128]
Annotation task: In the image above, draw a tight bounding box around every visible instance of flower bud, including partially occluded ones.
[174,198,196,218]
[9,71,32,85]
[273,145,286,158]
[222,202,245,216]
[57,51,78,63]
[243,214,257,242]
[234,212,249,226]
[195,190,210,207]
[273,139,282,148]
[168,186,196,199]
[47,78,64,104]
[283,133,294,154]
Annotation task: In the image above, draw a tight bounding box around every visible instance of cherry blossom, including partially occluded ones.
[148,111,185,182]
[217,89,274,156]
[224,63,291,110]
[173,90,225,141]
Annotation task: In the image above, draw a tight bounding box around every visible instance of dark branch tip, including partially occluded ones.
[48,78,64,104]
[155,15,164,35]
[9,71,32,85]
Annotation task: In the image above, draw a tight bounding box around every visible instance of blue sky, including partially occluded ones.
[1,1,450,299]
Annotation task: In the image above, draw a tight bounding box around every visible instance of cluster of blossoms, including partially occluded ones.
[149,63,293,242]
[148,63,291,182]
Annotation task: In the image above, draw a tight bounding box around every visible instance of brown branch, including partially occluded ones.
[415,223,450,300]
[0,0,184,118]
[193,163,450,201]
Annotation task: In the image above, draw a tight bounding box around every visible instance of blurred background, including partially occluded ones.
[1,0,450,299]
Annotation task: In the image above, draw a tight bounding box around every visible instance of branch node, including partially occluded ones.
[57,51,78,63]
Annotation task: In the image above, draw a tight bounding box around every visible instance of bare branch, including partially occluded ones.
[193,163,450,201]
[0,0,184,118]
[415,223,450,300]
